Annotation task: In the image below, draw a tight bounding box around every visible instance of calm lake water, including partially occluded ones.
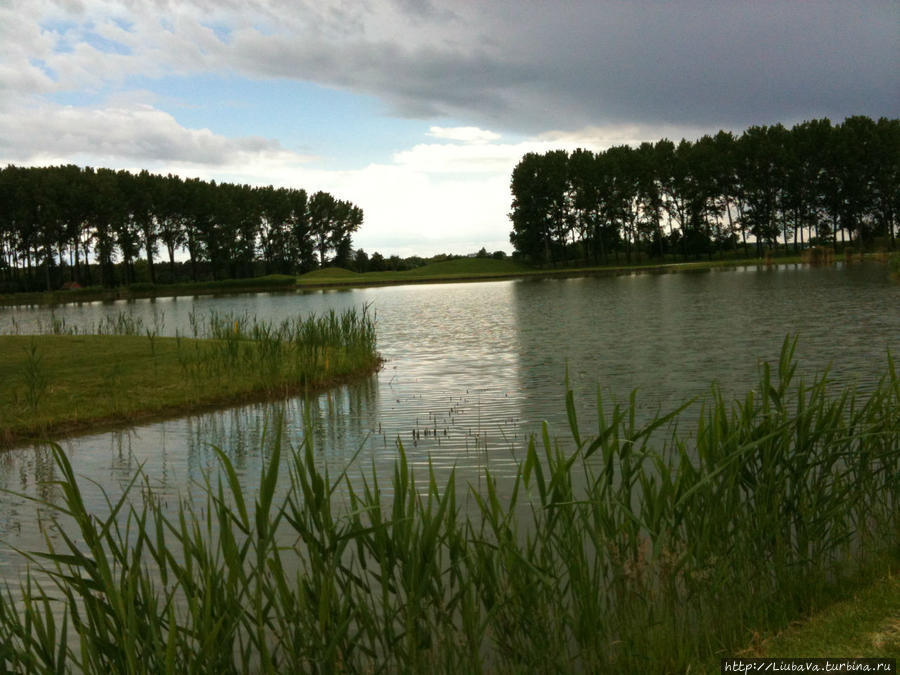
[1,262,898,580]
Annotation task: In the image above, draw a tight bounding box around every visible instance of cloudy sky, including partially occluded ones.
[1,1,897,256]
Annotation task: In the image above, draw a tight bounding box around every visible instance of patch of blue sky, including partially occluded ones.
[29,58,55,80]
[40,19,77,53]
[40,18,132,56]
[110,17,134,32]
[81,30,131,56]
[46,88,109,108]
[123,73,435,169]
[203,22,232,44]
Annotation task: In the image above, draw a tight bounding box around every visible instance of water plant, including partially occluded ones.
[21,340,50,413]
[801,245,834,265]
[0,339,897,673]
[889,252,900,280]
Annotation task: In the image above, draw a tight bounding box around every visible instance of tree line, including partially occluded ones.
[509,116,899,266]
[0,165,363,291]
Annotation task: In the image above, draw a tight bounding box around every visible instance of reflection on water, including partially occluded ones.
[1,263,898,584]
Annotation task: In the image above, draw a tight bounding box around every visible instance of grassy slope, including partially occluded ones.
[300,266,359,278]
[298,257,533,286]
[0,333,379,447]
[402,257,531,276]
[296,255,825,288]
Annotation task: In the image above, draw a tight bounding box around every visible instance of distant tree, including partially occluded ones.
[156,174,186,280]
[634,142,666,259]
[871,117,900,248]
[290,189,312,270]
[509,116,898,262]
[781,120,829,251]
[509,151,569,265]
[132,169,159,283]
[352,248,369,272]
[709,131,741,255]
[0,164,362,288]
[331,202,363,269]
[369,251,386,271]
[831,116,880,247]
[737,125,784,254]
[567,148,601,262]
[308,191,336,267]
[258,185,290,274]
[184,177,214,281]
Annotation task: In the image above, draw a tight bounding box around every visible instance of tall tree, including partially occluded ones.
[156,174,187,280]
[308,191,337,268]
[509,151,569,265]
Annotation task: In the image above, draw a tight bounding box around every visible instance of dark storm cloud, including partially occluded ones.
[10,0,896,144]
[256,0,898,132]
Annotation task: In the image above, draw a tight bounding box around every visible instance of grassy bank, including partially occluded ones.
[0,307,380,448]
[295,254,824,289]
[4,252,894,307]
[739,568,900,658]
[0,255,836,307]
[0,274,298,307]
[0,339,897,672]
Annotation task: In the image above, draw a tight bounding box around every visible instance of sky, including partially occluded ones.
[1,1,898,257]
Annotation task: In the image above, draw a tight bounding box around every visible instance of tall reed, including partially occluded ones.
[0,338,897,673]
[21,340,50,412]
[180,305,379,394]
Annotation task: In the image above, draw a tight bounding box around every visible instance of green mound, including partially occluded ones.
[406,257,529,276]
[299,266,358,279]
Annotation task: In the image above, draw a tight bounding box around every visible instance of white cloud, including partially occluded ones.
[0,100,309,168]
[535,123,717,149]
[427,126,500,143]
[335,164,512,256]
[393,142,522,175]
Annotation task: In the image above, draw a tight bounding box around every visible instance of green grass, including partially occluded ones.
[403,257,531,276]
[0,308,380,447]
[0,338,897,672]
[738,569,900,658]
[0,274,298,307]
[297,257,532,287]
[296,255,822,290]
[7,253,890,307]
[889,252,900,280]
[299,266,359,278]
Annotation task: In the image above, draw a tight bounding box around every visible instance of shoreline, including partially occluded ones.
[294,257,807,290]
[0,255,828,307]
[0,322,382,450]
[1,360,382,451]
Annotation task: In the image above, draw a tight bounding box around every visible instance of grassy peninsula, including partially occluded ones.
[0,307,380,448]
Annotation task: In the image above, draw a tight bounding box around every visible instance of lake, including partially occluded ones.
[1,262,898,581]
